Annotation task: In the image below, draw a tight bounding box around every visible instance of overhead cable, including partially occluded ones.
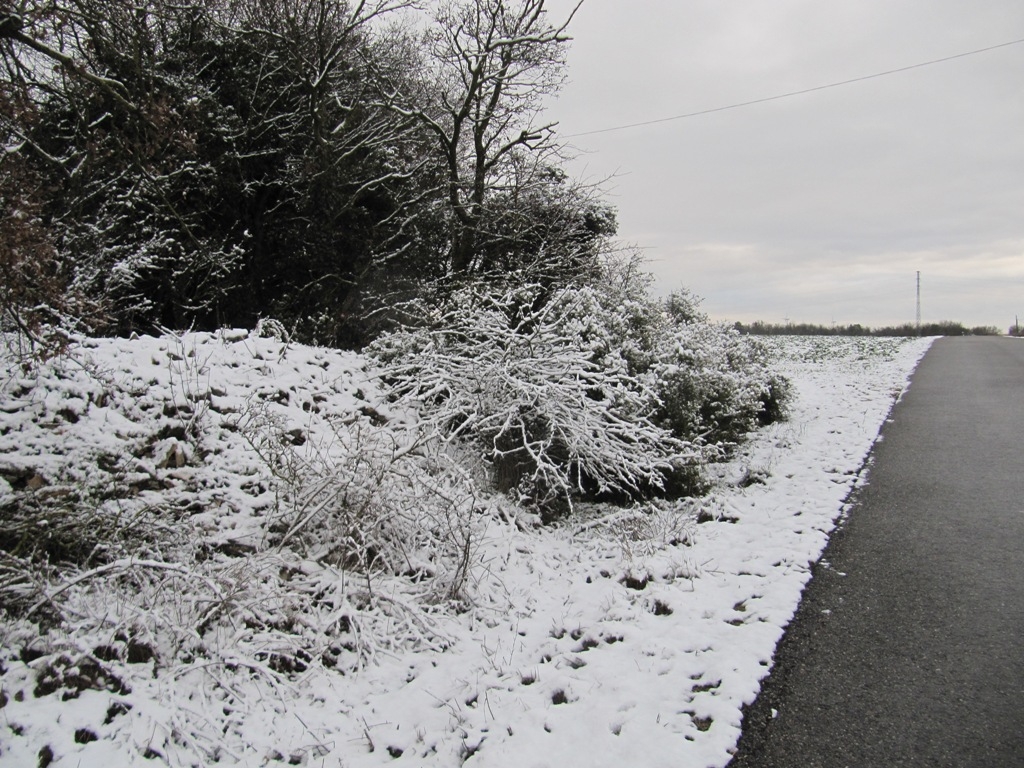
[565,37,1024,138]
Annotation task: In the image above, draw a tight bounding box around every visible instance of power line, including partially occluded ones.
[565,37,1024,138]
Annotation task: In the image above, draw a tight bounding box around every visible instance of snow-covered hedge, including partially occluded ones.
[653,316,791,450]
[370,283,695,516]
[370,279,791,514]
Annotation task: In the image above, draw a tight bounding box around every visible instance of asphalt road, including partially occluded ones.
[729,337,1024,768]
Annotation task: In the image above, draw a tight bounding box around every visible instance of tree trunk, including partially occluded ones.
[450,223,476,273]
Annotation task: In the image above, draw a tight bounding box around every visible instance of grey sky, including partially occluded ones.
[543,0,1024,329]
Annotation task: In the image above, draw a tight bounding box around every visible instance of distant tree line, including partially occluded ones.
[1,0,604,350]
[733,321,1003,337]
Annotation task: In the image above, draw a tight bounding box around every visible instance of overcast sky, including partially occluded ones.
[542,0,1024,329]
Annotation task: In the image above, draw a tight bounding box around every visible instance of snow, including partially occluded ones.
[0,332,932,767]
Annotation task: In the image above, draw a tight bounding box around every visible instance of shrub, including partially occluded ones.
[237,400,480,602]
[0,329,481,688]
[369,281,697,515]
[370,271,792,515]
[652,320,790,448]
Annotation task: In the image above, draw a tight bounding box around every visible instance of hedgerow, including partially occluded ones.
[652,314,792,448]
[369,281,693,517]
[369,275,791,516]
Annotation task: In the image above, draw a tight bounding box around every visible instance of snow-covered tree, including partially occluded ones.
[1,1,252,330]
[2,0,622,343]
[384,0,588,277]
[0,84,100,355]
[207,0,428,344]
[0,0,433,342]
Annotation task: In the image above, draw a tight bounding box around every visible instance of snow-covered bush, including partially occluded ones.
[369,282,698,516]
[653,320,791,449]
[370,276,791,514]
[236,400,480,602]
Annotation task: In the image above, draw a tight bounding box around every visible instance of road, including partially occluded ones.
[728,337,1024,768]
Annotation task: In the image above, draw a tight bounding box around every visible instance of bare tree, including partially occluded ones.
[387,0,584,274]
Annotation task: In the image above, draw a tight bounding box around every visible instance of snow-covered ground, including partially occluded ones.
[0,332,932,767]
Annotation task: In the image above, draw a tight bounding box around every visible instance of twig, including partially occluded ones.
[26,558,225,617]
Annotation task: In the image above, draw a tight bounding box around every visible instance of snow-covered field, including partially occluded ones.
[0,332,932,767]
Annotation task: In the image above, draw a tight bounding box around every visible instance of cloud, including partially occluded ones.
[544,0,1024,329]
[643,239,1024,327]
